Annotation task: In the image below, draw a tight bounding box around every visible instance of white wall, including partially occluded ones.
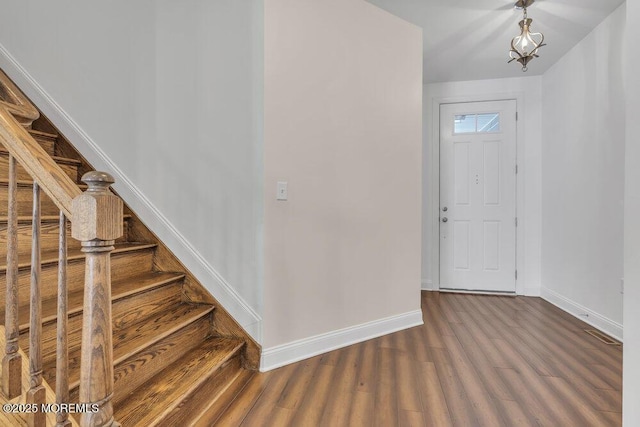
[423,77,542,296]
[0,0,264,340]
[262,0,423,369]
[540,4,625,339]
[624,1,640,424]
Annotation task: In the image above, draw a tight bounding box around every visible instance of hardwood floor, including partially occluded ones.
[217,291,622,426]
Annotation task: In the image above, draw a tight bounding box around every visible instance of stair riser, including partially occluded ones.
[0,221,79,260]
[21,280,184,364]
[22,306,84,363]
[28,134,56,156]
[156,356,243,427]
[0,248,155,312]
[0,220,129,259]
[190,370,255,427]
[0,154,78,182]
[97,315,211,407]
[0,184,65,216]
[111,281,183,331]
[190,366,255,427]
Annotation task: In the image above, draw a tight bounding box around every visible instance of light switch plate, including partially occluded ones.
[277,181,288,200]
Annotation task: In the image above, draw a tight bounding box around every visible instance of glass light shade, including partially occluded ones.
[508,12,545,71]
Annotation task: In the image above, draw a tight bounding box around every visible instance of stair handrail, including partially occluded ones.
[0,107,81,219]
[0,71,122,427]
[0,69,39,126]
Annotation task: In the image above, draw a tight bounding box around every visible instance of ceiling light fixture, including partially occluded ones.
[508,0,546,72]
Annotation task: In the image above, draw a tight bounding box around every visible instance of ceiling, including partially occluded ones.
[365,0,625,83]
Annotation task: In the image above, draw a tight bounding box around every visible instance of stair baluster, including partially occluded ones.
[26,182,45,427]
[56,212,71,427]
[72,172,123,427]
[1,154,21,399]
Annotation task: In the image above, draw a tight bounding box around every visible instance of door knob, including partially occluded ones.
[442,207,448,212]
[442,217,448,223]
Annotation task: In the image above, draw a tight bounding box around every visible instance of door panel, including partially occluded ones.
[483,140,501,205]
[454,143,471,205]
[439,100,517,293]
[453,220,470,270]
[483,221,500,271]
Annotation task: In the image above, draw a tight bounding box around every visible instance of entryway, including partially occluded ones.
[439,100,517,293]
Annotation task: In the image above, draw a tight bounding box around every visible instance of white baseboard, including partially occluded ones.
[0,43,263,343]
[421,279,435,290]
[540,287,623,342]
[260,309,424,372]
[523,286,541,297]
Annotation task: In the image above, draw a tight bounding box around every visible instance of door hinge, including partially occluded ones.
[515,164,518,174]
[516,111,519,121]
[515,217,518,227]
[515,270,518,280]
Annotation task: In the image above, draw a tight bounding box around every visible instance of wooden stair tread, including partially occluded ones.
[7,271,185,332]
[0,179,87,189]
[43,303,215,392]
[27,129,57,140]
[0,241,157,272]
[114,337,244,426]
[109,270,185,303]
[0,148,81,166]
[0,213,132,224]
[190,368,257,426]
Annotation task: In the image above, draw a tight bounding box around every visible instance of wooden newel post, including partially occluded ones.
[71,172,122,427]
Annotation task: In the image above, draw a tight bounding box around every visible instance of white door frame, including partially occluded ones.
[428,92,527,295]
[439,100,517,293]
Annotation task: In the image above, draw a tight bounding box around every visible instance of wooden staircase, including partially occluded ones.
[0,69,258,426]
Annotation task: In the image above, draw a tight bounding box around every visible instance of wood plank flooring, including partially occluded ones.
[218,291,622,426]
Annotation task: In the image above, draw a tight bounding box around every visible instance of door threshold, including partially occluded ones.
[438,288,516,297]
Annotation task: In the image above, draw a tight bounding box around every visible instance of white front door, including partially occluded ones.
[439,100,517,293]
